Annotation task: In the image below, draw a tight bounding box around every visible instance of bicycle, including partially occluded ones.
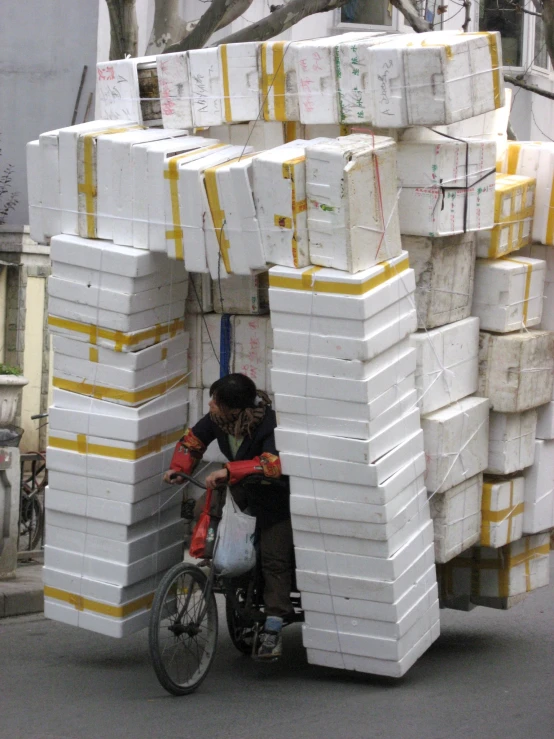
[148,471,303,696]
[18,413,48,552]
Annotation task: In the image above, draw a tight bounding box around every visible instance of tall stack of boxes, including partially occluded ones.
[269,134,439,677]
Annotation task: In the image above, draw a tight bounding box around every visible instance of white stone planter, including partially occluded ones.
[0,375,28,426]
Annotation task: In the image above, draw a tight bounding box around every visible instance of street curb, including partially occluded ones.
[0,564,44,619]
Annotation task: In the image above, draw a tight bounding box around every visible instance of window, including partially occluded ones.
[479,0,524,67]
[533,16,550,71]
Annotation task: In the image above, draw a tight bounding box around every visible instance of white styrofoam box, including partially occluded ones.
[302,564,436,635]
[188,48,224,127]
[50,386,187,443]
[519,244,554,330]
[47,428,179,485]
[58,121,136,236]
[157,52,193,129]
[96,128,187,244]
[397,139,496,237]
[95,57,160,124]
[283,429,424,489]
[487,409,537,475]
[201,314,273,392]
[478,330,554,412]
[47,467,171,504]
[277,388,417,441]
[410,316,479,415]
[536,402,554,440]
[523,439,554,534]
[218,43,260,123]
[213,271,269,315]
[178,145,253,275]
[44,538,183,588]
[51,339,188,408]
[296,539,434,606]
[302,599,439,668]
[269,252,414,320]
[369,31,504,127]
[38,127,62,239]
[26,140,44,244]
[52,258,175,296]
[48,294,184,334]
[472,256,545,332]
[207,122,284,150]
[271,340,415,405]
[48,275,187,315]
[276,406,420,465]
[185,315,203,388]
[402,233,476,330]
[294,33,393,124]
[204,152,259,276]
[306,616,440,678]
[481,476,524,548]
[273,308,417,363]
[214,156,266,272]
[162,142,230,263]
[476,174,536,258]
[186,273,213,314]
[306,135,402,272]
[253,140,331,269]
[138,136,217,253]
[429,474,483,563]
[421,396,489,494]
[260,41,299,122]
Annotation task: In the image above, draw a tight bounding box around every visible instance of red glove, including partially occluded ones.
[225,453,281,485]
[169,440,197,476]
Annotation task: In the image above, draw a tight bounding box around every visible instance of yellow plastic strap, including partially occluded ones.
[44,585,155,618]
[48,315,184,351]
[269,256,409,296]
[506,143,522,175]
[281,157,306,269]
[262,41,287,122]
[48,428,183,461]
[204,157,244,274]
[220,45,232,122]
[89,347,99,363]
[547,173,554,245]
[52,374,187,404]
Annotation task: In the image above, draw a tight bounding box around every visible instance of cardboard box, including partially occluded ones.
[478,330,554,412]
[397,140,496,237]
[402,233,476,329]
[96,128,186,245]
[306,135,402,272]
[481,475,524,548]
[487,409,537,474]
[219,42,260,123]
[95,57,161,124]
[421,397,489,494]
[188,48,224,127]
[536,402,554,440]
[429,474,483,563]
[523,439,554,534]
[410,317,479,414]
[473,256,545,332]
[268,252,415,321]
[253,140,331,268]
[213,271,269,315]
[476,174,536,258]
[156,51,193,129]
[260,41,299,122]
[369,31,504,127]
[26,140,44,244]
[137,136,217,253]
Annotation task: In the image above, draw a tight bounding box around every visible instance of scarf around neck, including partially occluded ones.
[210,390,271,438]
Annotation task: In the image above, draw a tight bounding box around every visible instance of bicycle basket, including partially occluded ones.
[0,425,24,447]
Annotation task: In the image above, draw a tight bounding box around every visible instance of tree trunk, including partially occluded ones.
[543,0,554,71]
[390,0,432,33]
[216,0,257,32]
[106,0,138,60]
[164,0,242,53]
[146,0,189,55]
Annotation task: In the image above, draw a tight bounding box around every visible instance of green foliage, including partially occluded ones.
[0,363,22,376]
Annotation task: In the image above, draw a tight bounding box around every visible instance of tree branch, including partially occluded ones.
[390,0,432,33]
[216,0,256,31]
[505,74,554,101]
[164,0,239,52]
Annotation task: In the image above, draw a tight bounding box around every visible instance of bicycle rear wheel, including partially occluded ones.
[149,563,218,696]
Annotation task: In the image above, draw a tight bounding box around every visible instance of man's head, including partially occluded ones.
[209,373,257,415]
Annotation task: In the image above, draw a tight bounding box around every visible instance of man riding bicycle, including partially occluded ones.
[163,373,294,661]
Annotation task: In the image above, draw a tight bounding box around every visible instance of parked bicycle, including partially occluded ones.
[18,413,48,552]
[148,471,303,696]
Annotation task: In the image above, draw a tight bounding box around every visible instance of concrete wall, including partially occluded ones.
[0,0,99,227]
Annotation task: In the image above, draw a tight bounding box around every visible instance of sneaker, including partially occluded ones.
[256,629,282,661]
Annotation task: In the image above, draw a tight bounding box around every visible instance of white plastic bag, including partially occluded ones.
[213,493,256,577]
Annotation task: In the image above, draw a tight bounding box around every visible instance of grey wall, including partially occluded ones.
[0,1,99,226]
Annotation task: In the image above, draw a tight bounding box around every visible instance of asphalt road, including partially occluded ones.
[1,559,553,739]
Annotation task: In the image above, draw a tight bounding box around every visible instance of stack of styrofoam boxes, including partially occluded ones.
[96,57,163,125]
[398,137,494,565]
[266,135,439,678]
[43,235,190,637]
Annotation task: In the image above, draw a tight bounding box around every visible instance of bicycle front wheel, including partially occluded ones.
[148,563,218,696]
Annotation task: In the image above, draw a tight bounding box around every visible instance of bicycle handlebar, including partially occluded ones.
[31,413,49,421]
